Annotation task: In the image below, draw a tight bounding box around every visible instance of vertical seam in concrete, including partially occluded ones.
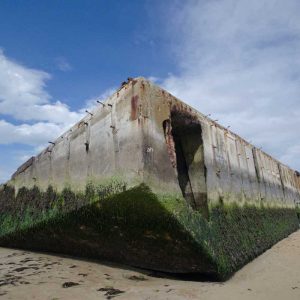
[49,151,53,187]
[110,105,120,171]
[86,122,91,179]
[66,136,71,186]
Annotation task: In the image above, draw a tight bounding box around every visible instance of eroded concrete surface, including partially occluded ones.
[0,230,300,300]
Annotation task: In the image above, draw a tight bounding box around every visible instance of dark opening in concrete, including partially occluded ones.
[163,111,208,219]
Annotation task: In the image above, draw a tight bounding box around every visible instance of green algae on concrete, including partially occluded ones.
[0,183,298,280]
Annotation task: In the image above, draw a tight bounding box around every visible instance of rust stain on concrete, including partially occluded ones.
[131,95,139,121]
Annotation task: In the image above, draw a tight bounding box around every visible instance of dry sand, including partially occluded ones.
[1,230,300,300]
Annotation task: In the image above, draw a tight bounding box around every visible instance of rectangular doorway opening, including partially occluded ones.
[163,110,208,219]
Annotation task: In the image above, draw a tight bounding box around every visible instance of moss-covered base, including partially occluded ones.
[0,183,298,280]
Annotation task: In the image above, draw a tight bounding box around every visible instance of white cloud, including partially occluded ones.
[0,119,65,145]
[162,0,300,170]
[0,50,118,182]
[55,57,72,72]
[0,49,50,106]
[0,50,85,182]
[0,50,82,126]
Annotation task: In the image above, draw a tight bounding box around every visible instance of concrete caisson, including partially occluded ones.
[0,78,299,279]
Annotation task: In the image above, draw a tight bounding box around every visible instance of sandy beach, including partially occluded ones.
[0,230,300,300]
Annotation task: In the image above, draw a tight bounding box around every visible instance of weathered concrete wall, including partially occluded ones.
[9,80,146,192]
[7,77,299,209]
[1,77,300,280]
[139,79,300,209]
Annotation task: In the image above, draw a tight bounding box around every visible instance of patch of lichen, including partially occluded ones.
[0,182,298,280]
[209,204,298,278]
[0,179,127,236]
[160,201,298,279]
[0,183,215,274]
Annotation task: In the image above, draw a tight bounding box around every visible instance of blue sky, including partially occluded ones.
[0,0,300,182]
[0,0,174,109]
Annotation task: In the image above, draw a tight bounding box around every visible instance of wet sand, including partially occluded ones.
[1,230,300,300]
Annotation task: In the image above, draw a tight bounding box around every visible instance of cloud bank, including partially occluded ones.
[0,50,117,182]
[0,50,81,128]
[0,50,84,181]
[162,0,300,170]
